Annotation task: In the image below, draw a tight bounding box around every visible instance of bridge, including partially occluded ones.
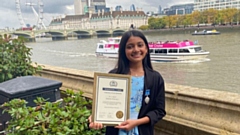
[0,28,128,42]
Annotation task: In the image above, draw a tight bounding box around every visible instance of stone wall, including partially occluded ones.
[37,65,240,135]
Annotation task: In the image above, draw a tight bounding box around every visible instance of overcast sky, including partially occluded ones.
[0,0,193,29]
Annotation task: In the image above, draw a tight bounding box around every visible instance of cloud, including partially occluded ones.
[66,5,75,11]
[44,1,73,13]
[0,0,194,29]
[0,7,19,28]
[0,0,74,29]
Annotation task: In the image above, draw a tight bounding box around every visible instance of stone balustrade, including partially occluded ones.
[36,64,240,135]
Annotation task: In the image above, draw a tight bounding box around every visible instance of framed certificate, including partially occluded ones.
[92,72,131,126]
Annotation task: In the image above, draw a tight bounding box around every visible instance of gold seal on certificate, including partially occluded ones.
[92,72,131,126]
[116,111,124,119]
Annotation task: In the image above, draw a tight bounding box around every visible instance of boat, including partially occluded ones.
[95,37,210,62]
[192,29,220,35]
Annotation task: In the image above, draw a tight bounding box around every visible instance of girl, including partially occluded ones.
[89,30,166,135]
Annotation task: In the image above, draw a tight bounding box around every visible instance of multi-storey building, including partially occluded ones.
[74,0,87,15]
[91,0,106,7]
[87,0,107,13]
[115,5,122,11]
[166,3,194,15]
[130,4,136,11]
[194,0,240,11]
[49,9,148,30]
[158,5,162,15]
[74,0,107,15]
[162,8,170,15]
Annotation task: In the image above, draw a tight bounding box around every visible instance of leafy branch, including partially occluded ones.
[1,90,105,135]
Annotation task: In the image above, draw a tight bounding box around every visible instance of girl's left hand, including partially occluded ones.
[115,119,138,131]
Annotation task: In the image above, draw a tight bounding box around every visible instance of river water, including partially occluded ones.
[27,28,240,94]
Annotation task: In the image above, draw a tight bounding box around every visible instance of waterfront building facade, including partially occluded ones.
[48,9,148,30]
[194,0,240,11]
[166,3,194,15]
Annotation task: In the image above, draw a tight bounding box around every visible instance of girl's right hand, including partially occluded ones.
[88,115,104,129]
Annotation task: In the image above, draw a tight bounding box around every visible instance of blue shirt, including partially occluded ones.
[119,76,144,135]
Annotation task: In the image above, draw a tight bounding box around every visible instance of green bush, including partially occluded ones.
[0,34,42,83]
[138,25,149,30]
[1,90,105,135]
[148,17,166,29]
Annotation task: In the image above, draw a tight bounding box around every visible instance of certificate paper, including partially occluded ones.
[92,72,131,126]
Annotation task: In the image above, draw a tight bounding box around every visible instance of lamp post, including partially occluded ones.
[237,11,239,25]
[110,16,113,30]
[111,21,113,30]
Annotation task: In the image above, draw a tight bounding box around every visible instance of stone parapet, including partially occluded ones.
[157,84,240,135]
[37,65,94,98]
[37,65,240,135]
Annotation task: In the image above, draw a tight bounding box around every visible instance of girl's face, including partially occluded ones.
[125,36,148,64]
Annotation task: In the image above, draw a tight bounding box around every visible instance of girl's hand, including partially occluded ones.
[88,115,103,130]
[115,119,138,131]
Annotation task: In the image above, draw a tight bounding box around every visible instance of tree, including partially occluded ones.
[146,8,239,29]
[185,14,193,27]
[192,11,201,27]
[207,8,218,25]
[232,9,240,24]
[234,9,240,25]
[216,10,224,25]
[223,8,238,25]
[173,15,181,28]
[156,18,166,29]
[148,17,166,29]
[148,17,158,29]
[0,34,42,83]
[201,10,209,25]
[138,25,149,30]
[163,16,176,29]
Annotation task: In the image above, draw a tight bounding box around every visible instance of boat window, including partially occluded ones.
[155,49,167,53]
[194,47,202,52]
[149,49,154,53]
[111,45,115,49]
[99,45,104,49]
[168,49,178,53]
[179,49,190,53]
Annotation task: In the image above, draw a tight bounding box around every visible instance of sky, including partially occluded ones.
[0,0,193,29]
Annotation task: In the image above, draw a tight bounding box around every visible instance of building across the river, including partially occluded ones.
[165,3,194,15]
[194,0,240,11]
[49,8,148,30]
[74,0,108,15]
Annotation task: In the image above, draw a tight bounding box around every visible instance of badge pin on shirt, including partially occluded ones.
[145,89,150,104]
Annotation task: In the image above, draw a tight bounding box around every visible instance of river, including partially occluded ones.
[27,28,240,94]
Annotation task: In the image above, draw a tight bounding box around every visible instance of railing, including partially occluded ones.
[37,64,240,135]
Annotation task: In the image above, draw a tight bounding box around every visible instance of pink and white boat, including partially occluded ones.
[96,37,210,62]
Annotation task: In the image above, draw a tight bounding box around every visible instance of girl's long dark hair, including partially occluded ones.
[115,30,153,74]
